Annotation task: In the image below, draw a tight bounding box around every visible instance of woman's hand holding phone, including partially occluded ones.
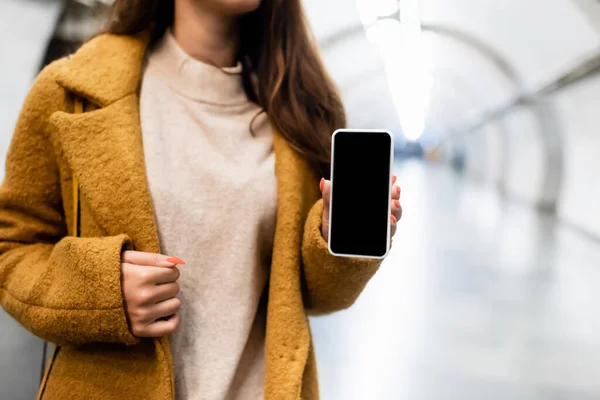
[319,174,402,242]
[121,251,186,338]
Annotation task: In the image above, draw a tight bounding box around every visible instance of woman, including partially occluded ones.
[0,0,402,399]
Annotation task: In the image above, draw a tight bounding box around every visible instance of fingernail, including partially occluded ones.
[392,175,397,184]
[396,186,401,195]
[394,200,400,208]
[391,215,397,224]
[320,178,325,192]
[167,256,186,265]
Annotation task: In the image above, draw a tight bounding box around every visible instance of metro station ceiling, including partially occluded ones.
[303,0,600,140]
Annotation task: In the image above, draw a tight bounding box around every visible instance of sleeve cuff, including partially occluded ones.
[303,199,385,265]
[304,199,392,261]
[50,233,139,345]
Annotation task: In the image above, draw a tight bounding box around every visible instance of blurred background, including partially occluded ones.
[2,0,600,399]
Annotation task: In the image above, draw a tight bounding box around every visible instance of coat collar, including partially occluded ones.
[55,33,150,107]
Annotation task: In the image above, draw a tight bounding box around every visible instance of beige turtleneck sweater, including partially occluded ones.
[139,32,277,400]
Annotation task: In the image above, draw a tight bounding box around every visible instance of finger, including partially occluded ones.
[123,264,180,286]
[122,251,185,267]
[391,185,401,200]
[122,264,161,287]
[392,175,397,185]
[150,282,180,304]
[390,215,397,237]
[391,199,402,221]
[153,266,180,285]
[147,297,181,322]
[144,312,181,337]
[322,179,331,206]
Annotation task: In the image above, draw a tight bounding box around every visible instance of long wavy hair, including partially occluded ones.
[105,0,346,179]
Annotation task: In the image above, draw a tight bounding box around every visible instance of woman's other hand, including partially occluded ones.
[121,251,186,338]
[319,175,402,242]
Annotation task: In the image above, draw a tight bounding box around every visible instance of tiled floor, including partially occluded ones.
[311,160,600,400]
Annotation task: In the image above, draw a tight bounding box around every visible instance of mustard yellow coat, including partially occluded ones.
[0,33,383,399]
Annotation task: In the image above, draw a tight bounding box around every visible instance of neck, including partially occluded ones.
[173,0,240,68]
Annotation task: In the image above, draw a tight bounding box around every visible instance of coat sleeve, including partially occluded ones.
[0,63,138,347]
[301,198,385,315]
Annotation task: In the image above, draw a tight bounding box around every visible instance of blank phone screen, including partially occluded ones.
[329,130,392,258]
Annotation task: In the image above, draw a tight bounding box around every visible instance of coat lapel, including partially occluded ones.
[266,133,320,398]
[51,33,160,252]
[49,95,160,253]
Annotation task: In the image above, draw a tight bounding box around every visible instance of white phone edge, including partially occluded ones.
[327,128,395,259]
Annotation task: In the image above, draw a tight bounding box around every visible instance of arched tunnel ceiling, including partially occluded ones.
[303,0,600,138]
[419,0,599,86]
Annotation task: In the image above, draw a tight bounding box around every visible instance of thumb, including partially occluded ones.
[321,178,332,207]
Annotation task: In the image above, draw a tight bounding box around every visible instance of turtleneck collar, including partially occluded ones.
[146,30,247,106]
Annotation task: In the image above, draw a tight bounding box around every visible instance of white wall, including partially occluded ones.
[551,77,600,237]
[464,122,504,183]
[500,108,547,206]
[463,106,546,205]
[456,76,600,238]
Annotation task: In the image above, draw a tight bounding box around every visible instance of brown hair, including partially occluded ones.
[105,0,346,179]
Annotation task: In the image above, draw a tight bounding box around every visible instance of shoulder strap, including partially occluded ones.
[71,99,83,237]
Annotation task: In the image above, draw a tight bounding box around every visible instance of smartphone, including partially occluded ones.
[328,129,394,259]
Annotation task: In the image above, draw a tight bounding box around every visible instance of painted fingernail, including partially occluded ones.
[394,200,400,208]
[320,178,325,192]
[167,256,186,265]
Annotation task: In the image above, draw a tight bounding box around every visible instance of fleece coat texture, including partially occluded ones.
[0,33,383,400]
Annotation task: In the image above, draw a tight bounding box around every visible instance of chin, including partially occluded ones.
[204,0,262,15]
